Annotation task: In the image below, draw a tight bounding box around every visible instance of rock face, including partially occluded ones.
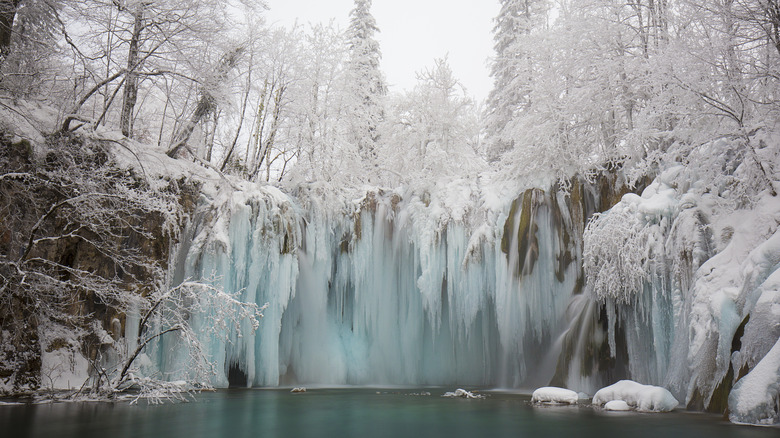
[0,132,188,394]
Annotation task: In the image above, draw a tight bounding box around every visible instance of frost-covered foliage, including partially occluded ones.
[344,0,385,167]
[583,131,780,423]
[486,0,780,190]
[584,203,663,305]
[381,58,484,188]
[113,280,265,397]
[592,380,679,412]
[485,0,551,162]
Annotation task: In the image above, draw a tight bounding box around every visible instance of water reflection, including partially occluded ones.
[0,389,777,438]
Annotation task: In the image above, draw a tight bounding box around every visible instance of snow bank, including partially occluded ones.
[38,321,91,391]
[592,380,678,412]
[728,338,780,425]
[531,387,579,404]
[40,346,89,390]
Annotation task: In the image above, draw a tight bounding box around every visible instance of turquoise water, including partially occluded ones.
[1,388,777,438]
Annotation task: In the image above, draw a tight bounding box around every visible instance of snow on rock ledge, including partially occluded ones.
[728,338,780,425]
[531,387,579,404]
[592,380,678,412]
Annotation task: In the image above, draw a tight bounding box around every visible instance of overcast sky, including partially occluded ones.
[264,0,500,102]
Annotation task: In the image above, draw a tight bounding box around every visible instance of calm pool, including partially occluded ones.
[1,388,777,438]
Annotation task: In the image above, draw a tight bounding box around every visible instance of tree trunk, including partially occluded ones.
[0,0,21,63]
[120,4,144,138]
[166,47,243,158]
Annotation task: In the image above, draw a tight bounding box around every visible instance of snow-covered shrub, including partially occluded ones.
[583,206,654,305]
[584,180,679,305]
[114,281,265,402]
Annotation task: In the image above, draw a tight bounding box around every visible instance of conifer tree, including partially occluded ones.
[345,0,385,167]
[484,0,547,162]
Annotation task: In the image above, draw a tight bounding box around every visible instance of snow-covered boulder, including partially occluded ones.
[592,380,678,412]
[531,387,579,404]
[604,400,631,411]
[728,338,780,425]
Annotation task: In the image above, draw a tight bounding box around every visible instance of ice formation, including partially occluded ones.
[592,380,678,412]
[122,135,779,425]
[728,338,780,425]
[148,180,583,389]
[582,136,780,423]
[531,387,579,404]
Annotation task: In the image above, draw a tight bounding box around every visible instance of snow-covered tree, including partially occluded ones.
[282,23,352,185]
[0,0,60,94]
[344,0,385,169]
[484,0,550,162]
[383,57,483,186]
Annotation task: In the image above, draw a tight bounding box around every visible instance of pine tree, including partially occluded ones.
[345,0,385,167]
[484,0,547,162]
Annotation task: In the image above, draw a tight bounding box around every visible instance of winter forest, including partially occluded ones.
[1,0,780,429]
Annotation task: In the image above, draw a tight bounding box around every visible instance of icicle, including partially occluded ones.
[158,183,586,389]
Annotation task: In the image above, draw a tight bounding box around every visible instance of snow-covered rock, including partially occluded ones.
[531,386,579,404]
[443,388,484,399]
[592,380,678,412]
[728,338,780,425]
[604,400,631,411]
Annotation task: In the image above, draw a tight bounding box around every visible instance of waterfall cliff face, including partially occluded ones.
[580,143,780,423]
[143,177,631,390]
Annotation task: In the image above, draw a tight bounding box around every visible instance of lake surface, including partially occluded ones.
[1,388,777,438]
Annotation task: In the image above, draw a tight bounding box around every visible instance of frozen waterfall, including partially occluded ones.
[155,183,592,389]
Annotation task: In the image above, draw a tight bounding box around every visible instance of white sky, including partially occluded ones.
[264,0,500,102]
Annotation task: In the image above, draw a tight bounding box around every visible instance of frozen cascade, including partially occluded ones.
[582,136,780,422]
[153,183,588,388]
